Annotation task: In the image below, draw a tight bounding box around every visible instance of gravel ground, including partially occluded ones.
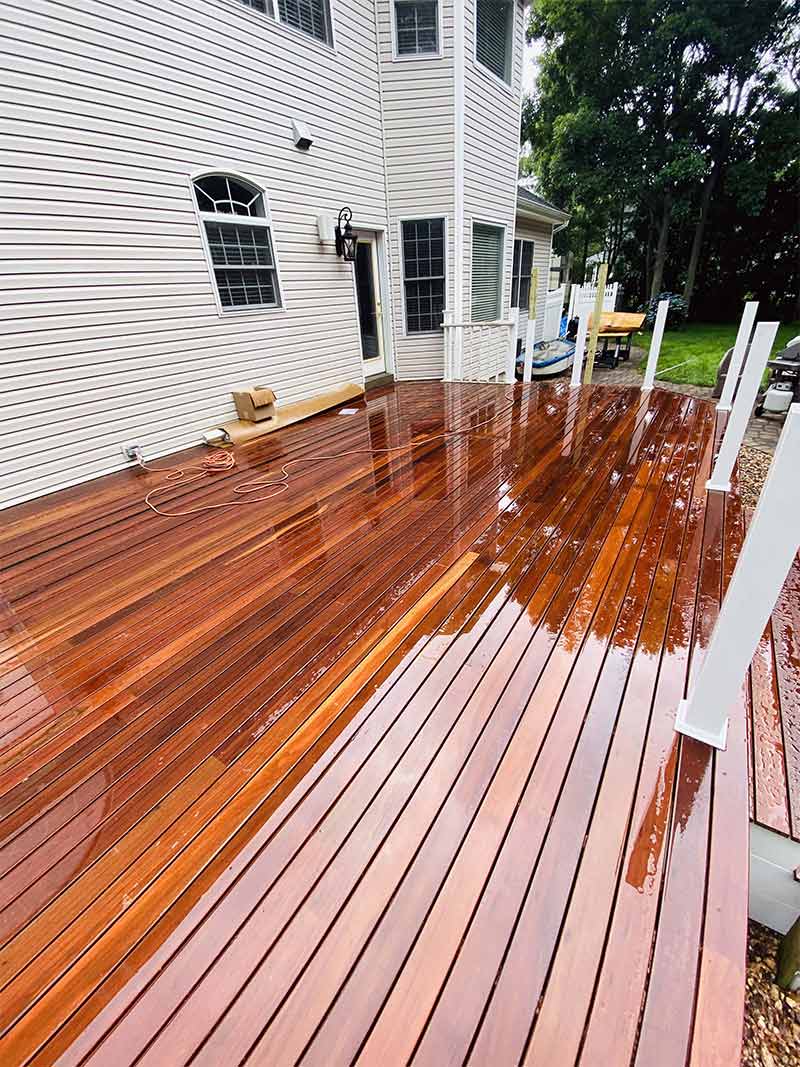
[743,921,800,1066]
[737,445,773,509]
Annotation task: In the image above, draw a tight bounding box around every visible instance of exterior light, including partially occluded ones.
[335,207,358,261]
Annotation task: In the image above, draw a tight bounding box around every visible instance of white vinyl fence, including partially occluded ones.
[542,285,566,340]
[566,282,619,323]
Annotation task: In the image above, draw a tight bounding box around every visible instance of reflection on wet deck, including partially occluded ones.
[0,381,748,1065]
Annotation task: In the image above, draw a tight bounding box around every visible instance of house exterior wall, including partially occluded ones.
[377,0,455,381]
[460,0,524,331]
[1,0,388,508]
[514,213,558,344]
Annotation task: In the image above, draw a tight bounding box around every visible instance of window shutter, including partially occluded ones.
[471,223,504,321]
[476,0,512,82]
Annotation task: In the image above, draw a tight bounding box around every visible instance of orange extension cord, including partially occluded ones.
[136,398,519,518]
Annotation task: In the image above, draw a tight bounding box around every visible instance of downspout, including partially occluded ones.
[453,0,465,377]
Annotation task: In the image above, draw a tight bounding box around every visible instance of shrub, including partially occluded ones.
[637,292,689,330]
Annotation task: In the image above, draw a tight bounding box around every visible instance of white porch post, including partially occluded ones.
[506,308,518,382]
[641,299,669,391]
[707,321,778,492]
[676,404,800,749]
[570,309,589,388]
[443,311,454,381]
[717,301,759,412]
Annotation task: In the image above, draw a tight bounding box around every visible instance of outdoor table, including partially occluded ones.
[589,312,646,369]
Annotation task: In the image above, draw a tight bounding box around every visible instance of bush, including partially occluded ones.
[637,292,688,330]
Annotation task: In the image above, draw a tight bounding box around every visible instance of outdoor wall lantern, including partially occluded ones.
[335,207,358,261]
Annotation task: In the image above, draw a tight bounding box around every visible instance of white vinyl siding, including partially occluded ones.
[0,0,387,509]
[471,222,504,321]
[461,0,523,329]
[378,0,454,379]
[475,0,512,83]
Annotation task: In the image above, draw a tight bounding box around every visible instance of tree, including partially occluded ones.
[523,0,798,316]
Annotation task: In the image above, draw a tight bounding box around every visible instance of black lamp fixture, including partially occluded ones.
[335,207,358,262]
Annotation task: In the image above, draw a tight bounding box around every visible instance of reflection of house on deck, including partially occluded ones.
[0,0,795,1063]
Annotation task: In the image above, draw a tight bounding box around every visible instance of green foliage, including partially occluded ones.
[637,293,688,330]
[523,0,798,314]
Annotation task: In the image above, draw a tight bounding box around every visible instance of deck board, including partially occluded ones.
[0,381,749,1065]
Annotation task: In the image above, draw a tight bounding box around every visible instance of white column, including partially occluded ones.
[717,301,759,412]
[676,404,800,749]
[570,309,589,388]
[506,308,518,383]
[642,299,669,391]
[707,320,779,492]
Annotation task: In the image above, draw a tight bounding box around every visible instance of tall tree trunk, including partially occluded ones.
[649,194,672,300]
[683,160,722,313]
[580,230,590,283]
[563,250,573,291]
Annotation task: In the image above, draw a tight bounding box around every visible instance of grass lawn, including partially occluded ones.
[637,321,800,388]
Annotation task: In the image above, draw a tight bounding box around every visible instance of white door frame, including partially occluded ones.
[353,228,393,378]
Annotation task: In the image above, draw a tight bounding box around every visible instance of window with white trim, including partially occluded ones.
[193,174,281,311]
[231,0,332,45]
[471,222,504,321]
[394,0,439,55]
[401,218,445,333]
[278,0,332,43]
[512,238,534,310]
[475,0,513,83]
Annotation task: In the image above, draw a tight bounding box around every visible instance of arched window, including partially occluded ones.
[193,174,282,311]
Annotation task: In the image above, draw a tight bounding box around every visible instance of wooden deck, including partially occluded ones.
[750,549,800,841]
[0,381,749,1066]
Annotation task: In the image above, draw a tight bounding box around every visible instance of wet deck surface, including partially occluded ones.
[0,381,748,1066]
[749,549,800,842]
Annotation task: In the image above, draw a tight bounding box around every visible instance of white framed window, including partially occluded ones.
[512,238,534,310]
[401,217,446,333]
[193,173,283,313]
[471,221,505,321]
[393,0,440,57]
[475,0,513,84]
[230,0,333,47]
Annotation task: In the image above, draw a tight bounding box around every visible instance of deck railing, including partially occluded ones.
[443,312,517,383]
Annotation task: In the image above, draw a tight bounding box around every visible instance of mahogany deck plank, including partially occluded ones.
[0,381,750,1066]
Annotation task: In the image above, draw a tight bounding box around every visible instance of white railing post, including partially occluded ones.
[707,321,779,492]
[676,404,800,749]
[506,309,518,382]
[642,299,669,391]
[717,301,759,413]
[443,311,453,381]
[570,309,589,388]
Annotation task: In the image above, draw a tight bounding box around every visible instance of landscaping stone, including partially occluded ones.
[743,921,800,1066]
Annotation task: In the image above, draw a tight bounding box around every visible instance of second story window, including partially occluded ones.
[193,174,282,312]
[278,0,332,43]
[231,0,332,46]
[475,0,513,84]
[394,0,439,56]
